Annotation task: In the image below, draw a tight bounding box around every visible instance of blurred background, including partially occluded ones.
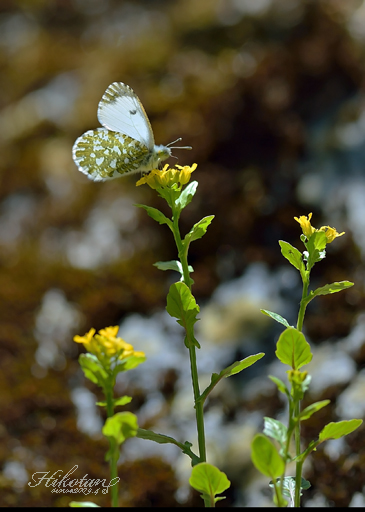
[1,0,365,507]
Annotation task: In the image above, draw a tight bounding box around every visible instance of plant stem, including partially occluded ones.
[172,212,209,506]
[293,401,302,507]
[188,343,206,462]
[273,479,286,508]
[293,277,309,507]
[296,279,309,332]
[280,420,293,497]
[106,385,119,507]
[172,214,191,288]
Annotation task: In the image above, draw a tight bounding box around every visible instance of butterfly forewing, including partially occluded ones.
[72,128,152,182]
[97,82,154,149]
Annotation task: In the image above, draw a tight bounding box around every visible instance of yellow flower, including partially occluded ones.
[176,163,197,185]
[294,213,316,239]
[74,328,96,347]
[98,326,119,339]
[73,326,145,362]
[294,213,345,244]
[136,163,197,189]
[136,168,166,189]
[318,225,345,243]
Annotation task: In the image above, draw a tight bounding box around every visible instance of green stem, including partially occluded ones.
[106,385,119,507]
[171,211,209,506]
[172,214,191,287]
[293,277,309,506]
[296,278,309,332]
[274,479,286,508]
[294,464,304,507]
[280,421,293,497]
[188,343,206,462]
[294,401,302,507]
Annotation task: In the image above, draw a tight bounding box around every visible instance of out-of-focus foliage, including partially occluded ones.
[1,0,365,507]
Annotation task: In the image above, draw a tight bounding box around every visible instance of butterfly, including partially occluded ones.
[72,82,191,182]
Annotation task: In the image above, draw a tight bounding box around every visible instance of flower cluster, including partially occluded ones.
[294,213,345,244]
[74,326,145,364]
[136,163,197,189]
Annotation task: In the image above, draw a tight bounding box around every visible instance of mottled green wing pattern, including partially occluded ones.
[72,128,153,182]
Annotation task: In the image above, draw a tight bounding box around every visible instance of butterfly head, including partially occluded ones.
[155,144,172,163]
[154,138,192,167]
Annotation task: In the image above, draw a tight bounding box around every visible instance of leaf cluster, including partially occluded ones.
[252,326,363,505]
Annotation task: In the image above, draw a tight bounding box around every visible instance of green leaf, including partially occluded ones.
[175,181,198,210]
[298,419,364,463]
[135,204,172,227]
[154,260,194,276]
[200,353,265,403]
[183,216,215,246]
[308,230,327,251]
[113,396,133,407]
[279,241,305,276]
[300,478,311,490]
[298,400,330,421]
[223,353,265,377]
[69,502,100,507]
[319,419,363,442]
[260,309,291,327]
[154,260,182,272]
[269,375,290,398]
[136,428,200,466]
[96,396,132,408]
[117,353,146,371]
[78,353,109,387]
[275,327,312,370]
[263,417,288,453]
[102,412,138,446]
[307,281,354,303]
[189,463,230,506]
[269,476,311,498]
[306,231,327,270]
[110,356,146,383]
[166,282,200,349]
[251,434,285,478]
[136,428,179,445]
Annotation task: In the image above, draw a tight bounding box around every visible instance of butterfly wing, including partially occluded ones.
[72,128,153,182]
[97,82,154,150]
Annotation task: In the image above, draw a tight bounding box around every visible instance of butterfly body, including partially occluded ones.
[72,82,187,182]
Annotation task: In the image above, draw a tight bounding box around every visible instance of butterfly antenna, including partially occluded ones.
[167,137,182,146]
[167,137,192,150]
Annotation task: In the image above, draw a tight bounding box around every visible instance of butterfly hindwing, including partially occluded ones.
[97,82,154,149]
[72,128,152,182]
